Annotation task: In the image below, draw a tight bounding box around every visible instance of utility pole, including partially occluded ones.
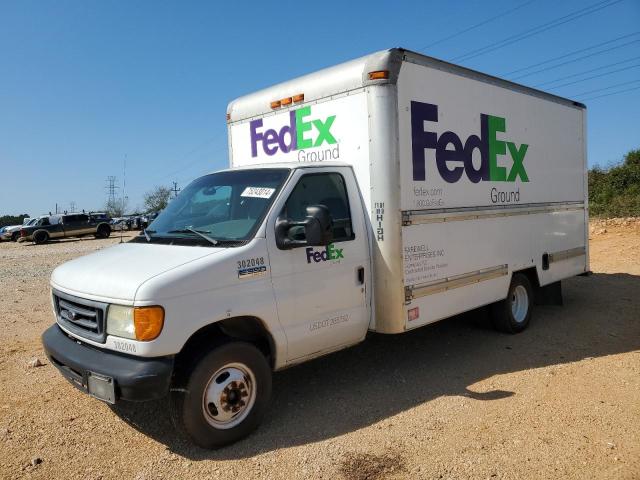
[105,176,119,205]
[171,181,181,199]
[122,156,127,215]
[69,201,76,213]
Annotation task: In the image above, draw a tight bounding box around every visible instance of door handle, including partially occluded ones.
[357,266,365,285]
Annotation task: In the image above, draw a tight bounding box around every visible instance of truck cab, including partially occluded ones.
[43,162,372,448]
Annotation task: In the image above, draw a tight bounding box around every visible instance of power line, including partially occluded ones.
[581,84,640,101]
[547,63,640,89]
[534,56,640,87]
[417,0,538,51]
[501,31,640,76]
[510,38,640,80]
[452,0,624,62]
[148,134,222,184]
[573,79,640,97]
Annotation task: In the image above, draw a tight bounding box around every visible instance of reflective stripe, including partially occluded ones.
[402,202,585,226]
[405,264,508,302]
[549,246,586,264]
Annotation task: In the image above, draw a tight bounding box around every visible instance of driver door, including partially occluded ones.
[267,168,371,362]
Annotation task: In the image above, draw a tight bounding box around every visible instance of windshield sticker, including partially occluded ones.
[241,187,276,199]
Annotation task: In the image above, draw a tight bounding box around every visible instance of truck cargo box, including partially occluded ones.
[228,48,588,334]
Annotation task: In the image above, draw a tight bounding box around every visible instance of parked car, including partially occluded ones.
[110,218,131,231]
[1,217,35,241]
[20,213,112,244]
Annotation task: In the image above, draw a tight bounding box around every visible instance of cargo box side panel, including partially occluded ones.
[401,207,587,329]
[397,61,585,211]
[396,59,587,329]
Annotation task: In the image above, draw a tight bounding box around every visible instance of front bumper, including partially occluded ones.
[42,324,174,403]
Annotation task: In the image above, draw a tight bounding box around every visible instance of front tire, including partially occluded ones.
[11,231,19,242]
[170,342,272,449]
[491,273,534,333]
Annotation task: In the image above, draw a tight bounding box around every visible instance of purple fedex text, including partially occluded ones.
[250,111,297,157]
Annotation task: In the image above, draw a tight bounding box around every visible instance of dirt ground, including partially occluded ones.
[0,222,638,480]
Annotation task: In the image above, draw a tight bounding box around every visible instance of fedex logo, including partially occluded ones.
[411,101,529,183]
[306,244,344,263]
[250,106,337,157]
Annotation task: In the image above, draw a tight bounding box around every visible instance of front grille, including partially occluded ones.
[53,290,107,343]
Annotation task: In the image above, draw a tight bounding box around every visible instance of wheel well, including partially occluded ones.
[173,316,275,384]
[512,266,540,289]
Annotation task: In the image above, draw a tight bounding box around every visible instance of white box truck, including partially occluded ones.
[42,48,588,448]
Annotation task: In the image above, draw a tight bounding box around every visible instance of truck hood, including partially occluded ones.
[51,242,225,302]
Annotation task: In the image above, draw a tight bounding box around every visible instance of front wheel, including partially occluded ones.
[169,342,272,449]
[11,231,19,242]
[491,273,534,333]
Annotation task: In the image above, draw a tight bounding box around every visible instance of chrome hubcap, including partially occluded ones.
[202,363,256,429]
[511,285,529,323]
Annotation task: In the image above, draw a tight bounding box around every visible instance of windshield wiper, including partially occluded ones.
[143,229,155,242]
[168,228,219,246]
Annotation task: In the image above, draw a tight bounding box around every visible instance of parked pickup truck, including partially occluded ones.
[21,213,112,244]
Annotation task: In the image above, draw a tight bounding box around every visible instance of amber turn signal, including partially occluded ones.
[134,306,164,341]
[368,70,390,80]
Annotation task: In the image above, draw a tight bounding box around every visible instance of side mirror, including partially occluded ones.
[303,205,333,246]
[275,204,333,250]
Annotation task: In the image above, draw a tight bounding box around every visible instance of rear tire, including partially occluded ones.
[491,273,533,334]
[95,224,111,239]
[169,341,272,449]
[33,231,49,245]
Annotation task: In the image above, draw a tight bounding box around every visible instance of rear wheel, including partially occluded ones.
[491,273,533,333]
[95,224,111,238]
[169,342,272,449]
[33,231,49,245]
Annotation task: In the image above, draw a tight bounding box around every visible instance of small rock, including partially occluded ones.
[607,442,616,449]
[31,457,43,467]
[28,358,44,368]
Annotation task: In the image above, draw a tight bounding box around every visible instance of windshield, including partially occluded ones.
[144,168,290,244]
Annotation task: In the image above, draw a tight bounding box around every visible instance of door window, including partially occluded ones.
[281,173,354,242]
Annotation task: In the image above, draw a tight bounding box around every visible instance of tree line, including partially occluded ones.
[589,148,640,217]
[4,155,639,226]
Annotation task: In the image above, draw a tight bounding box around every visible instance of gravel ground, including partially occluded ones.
[0,225,638,479]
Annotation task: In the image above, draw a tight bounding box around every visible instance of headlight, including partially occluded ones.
[106,305,164,341]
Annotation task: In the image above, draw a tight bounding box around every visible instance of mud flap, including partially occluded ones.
[535,281,563,306]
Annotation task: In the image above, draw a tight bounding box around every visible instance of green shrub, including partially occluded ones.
[589,149,640,218]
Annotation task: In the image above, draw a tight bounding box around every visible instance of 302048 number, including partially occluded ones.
[237,257,265,270]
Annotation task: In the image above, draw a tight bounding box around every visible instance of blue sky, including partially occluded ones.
[1,0,639,216]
